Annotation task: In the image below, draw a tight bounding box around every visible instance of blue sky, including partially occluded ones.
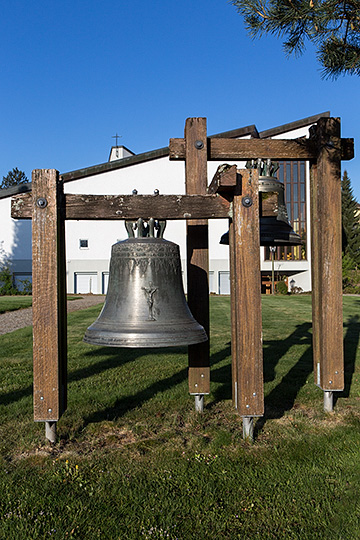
[1,0,359,199]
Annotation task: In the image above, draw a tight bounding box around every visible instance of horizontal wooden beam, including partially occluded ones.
[11,193,231,220]
[169,137,354,161]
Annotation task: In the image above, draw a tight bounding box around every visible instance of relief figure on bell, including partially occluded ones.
[141,281,158,321]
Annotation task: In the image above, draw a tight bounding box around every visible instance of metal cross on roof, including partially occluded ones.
[112,133,122,147]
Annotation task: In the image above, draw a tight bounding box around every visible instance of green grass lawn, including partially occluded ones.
[0,295,33,313]
[0,295,83,314]
[0,295,359,539]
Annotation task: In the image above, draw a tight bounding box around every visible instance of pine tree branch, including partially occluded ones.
[231,0,360,77]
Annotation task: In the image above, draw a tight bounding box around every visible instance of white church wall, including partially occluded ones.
[0,197,32,277]
[64,155,243,293]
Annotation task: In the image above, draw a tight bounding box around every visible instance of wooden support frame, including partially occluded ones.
[184,118,210,398]
[11,193,231,220]
[32,169,67,424]
[170,136,354,161]
[310,118,344,394]
[10,116,353,442]
[230,169,264,418]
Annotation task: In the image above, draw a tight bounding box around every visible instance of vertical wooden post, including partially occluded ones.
[185,118,210,399]
[229,219,238,408]
[230,169,264,431]
[310,160,321,385]
[32,169,67,437]
[310,118,344,401]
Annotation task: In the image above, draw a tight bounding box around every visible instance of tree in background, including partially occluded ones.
[1,167,29,189]
[0,242,17,295]
[230,0,360,78]
[341,170,360,292]
[342,171,360,264]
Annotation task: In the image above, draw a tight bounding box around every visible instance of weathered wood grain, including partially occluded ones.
[11,193,231,220]
[169,135,354,161]
[310,161,321,385]
[232,169,264,416]
[185,118,210,395]
[310,118,344,391]
[208,164,237,194]
[341,138,355,161]
[32,169,67,422]
[229,220,237,407]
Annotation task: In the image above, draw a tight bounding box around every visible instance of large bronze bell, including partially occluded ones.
[84,218,208,348]
[220,159,301,247]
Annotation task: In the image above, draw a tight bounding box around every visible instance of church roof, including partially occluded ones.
[0,112,330,199]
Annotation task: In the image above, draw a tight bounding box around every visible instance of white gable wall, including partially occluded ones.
[0,198,16,261]
[0,197,32,279]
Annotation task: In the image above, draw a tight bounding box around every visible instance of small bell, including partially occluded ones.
[220,159,301,247]
[84,218,208,348]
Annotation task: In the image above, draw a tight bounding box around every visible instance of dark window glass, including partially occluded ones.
[287,203,292,221]
[265,160,307,261]
[293,163,298,182]
[279,162,284,182]
[286,184,291,203]
[301,203,306,221]
[286,163,291,180]
[300,161,306,181]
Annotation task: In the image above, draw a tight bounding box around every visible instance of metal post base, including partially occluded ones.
[45,421,57,444]
[242,417,254,441]
[324,391,334,413]
[194,395,204,413]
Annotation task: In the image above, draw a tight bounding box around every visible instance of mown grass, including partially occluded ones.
[0,295,83,314]
[0,296,359,539]
[0,296,33,313]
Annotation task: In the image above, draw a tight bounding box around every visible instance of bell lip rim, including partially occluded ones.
[83,334,208,348]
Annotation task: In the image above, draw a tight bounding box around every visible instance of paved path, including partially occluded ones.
[0,295,105,336]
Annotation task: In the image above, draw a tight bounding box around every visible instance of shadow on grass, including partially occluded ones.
[4,314,358,438]
[335,314,360,404]
[255,322,313,438]
[0,345,187,407]
[0,386,33,407]
[263,322,312,383]
[210,323,313,422]
[82,366,189,426]
[209,343,232,402]
[78,342,232,430]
